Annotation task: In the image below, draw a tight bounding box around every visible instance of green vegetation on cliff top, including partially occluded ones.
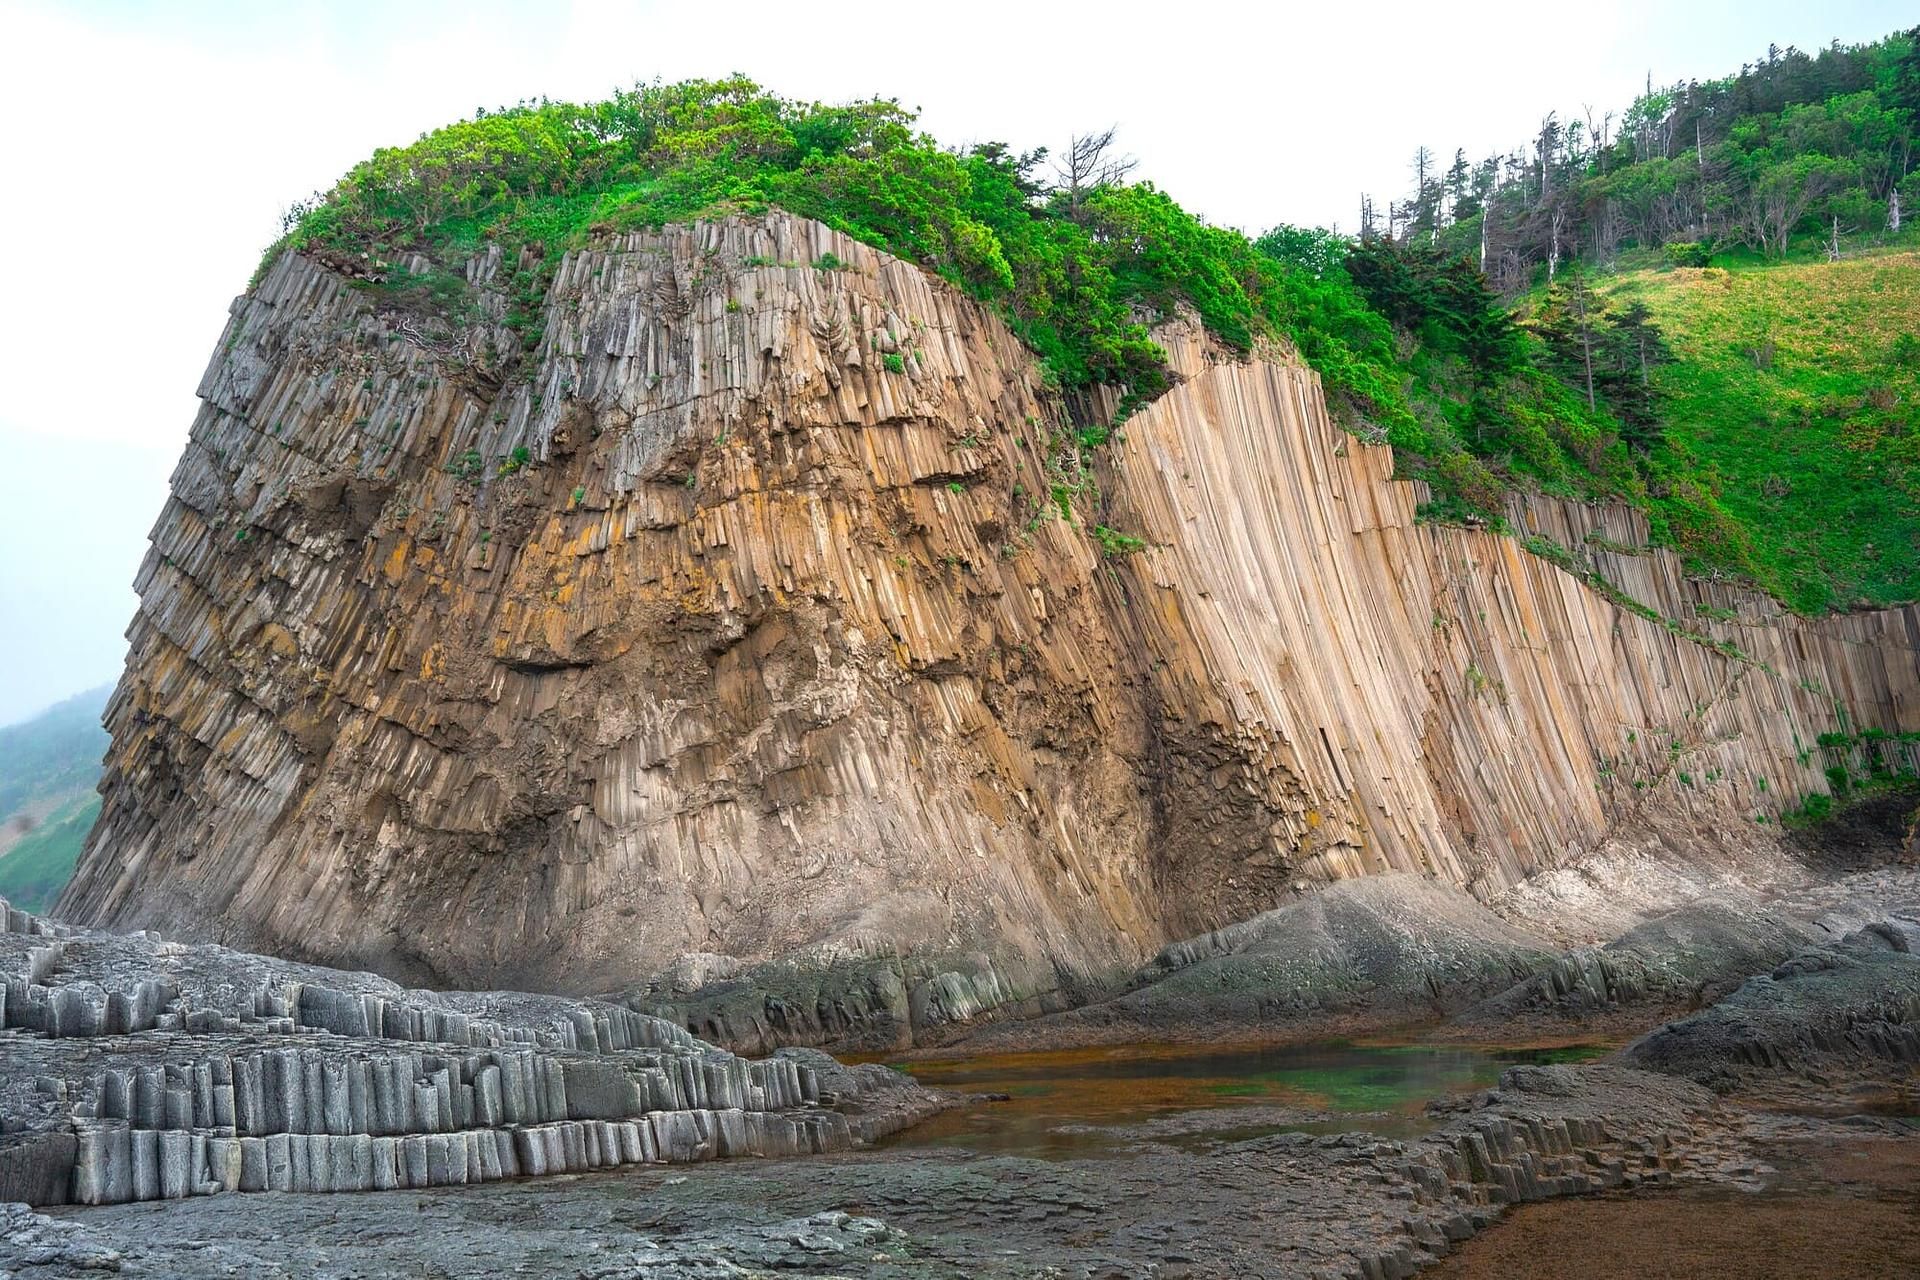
[274,43,1920,613]
[1377,26,1920,611]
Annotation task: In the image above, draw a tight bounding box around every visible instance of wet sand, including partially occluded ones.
[1427,1190,1920,1279]
[1429,1127,1920,1279]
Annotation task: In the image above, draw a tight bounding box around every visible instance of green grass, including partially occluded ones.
[0,792,99,913]
[1596,249,1920,611]
[267,79,1317,416]
[0,685,109,821]
[270,78,1920,616]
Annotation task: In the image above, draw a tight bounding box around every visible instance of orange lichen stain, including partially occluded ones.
[539,602,580,650]
[669,566,716,613]
[257,623,298,659]
[419,645,443,682]
[489,605,523,657]
[381,541,411,585]
[968,777,1007,823]
[1304,808,1322,829]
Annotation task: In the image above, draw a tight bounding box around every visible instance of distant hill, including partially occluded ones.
[0,684,110,911]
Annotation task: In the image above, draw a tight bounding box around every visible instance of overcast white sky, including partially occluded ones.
[0,0,1910,727]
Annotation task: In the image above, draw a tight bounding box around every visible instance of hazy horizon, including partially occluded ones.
[0,0,1911,728]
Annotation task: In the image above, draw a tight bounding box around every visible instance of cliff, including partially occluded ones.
[59,212,1920,1045]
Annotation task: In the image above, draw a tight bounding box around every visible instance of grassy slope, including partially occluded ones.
[0,792,100,912]
[273,82,1917,616]
[0,684,109,909]
[1596,248,1920,612]
[0,684,111,822]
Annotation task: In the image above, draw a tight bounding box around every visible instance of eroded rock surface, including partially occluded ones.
[58,212,1920,1048]
[0,898,947,1211]
[1628,914,1920,1089]
[4,1061,1733,1280]
[947,847,1920,1052]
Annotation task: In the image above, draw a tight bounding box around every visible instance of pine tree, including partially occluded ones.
[1597,301,1671,450]
[1445,149,1474,220]
[1527,270,1602,410]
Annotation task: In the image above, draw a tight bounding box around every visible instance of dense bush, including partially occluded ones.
[274,74,1916,612]
[278,78,1316,412]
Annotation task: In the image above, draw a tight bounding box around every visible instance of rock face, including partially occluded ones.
[59,212,1920,1043]
[0,896,944,1209]
[1627,914,1920,1087]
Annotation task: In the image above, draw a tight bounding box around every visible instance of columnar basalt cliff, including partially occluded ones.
[60,213,1920,1044]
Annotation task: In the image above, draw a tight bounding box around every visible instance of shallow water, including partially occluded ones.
[879,1039,1606,1157]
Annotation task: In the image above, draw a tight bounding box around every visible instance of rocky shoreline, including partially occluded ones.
[4,809,1917,1278]
[5,1022,1911,1278]
[0,900,953,1214]
[0,1061,1734,1280]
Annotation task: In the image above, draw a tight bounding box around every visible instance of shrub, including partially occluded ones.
[1663,241,1714,268]
[1093,525,1146,556]
[449,448,484,481]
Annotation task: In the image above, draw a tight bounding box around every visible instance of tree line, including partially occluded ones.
[1363,28,1920,288]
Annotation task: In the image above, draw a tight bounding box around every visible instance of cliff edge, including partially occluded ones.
[59,213,1920,1046]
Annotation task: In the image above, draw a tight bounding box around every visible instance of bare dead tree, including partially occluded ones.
[1754,163,1843,257]
[1056,126,1137,215]
[1591,195,1623,265]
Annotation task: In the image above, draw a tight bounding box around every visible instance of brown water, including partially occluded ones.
[878,1038,1606,1157]
[1427,1125,1920,1280]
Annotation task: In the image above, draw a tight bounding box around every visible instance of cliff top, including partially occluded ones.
[269,76,1920,613]
[267,80,1627,543]
[268,77,1294,442]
